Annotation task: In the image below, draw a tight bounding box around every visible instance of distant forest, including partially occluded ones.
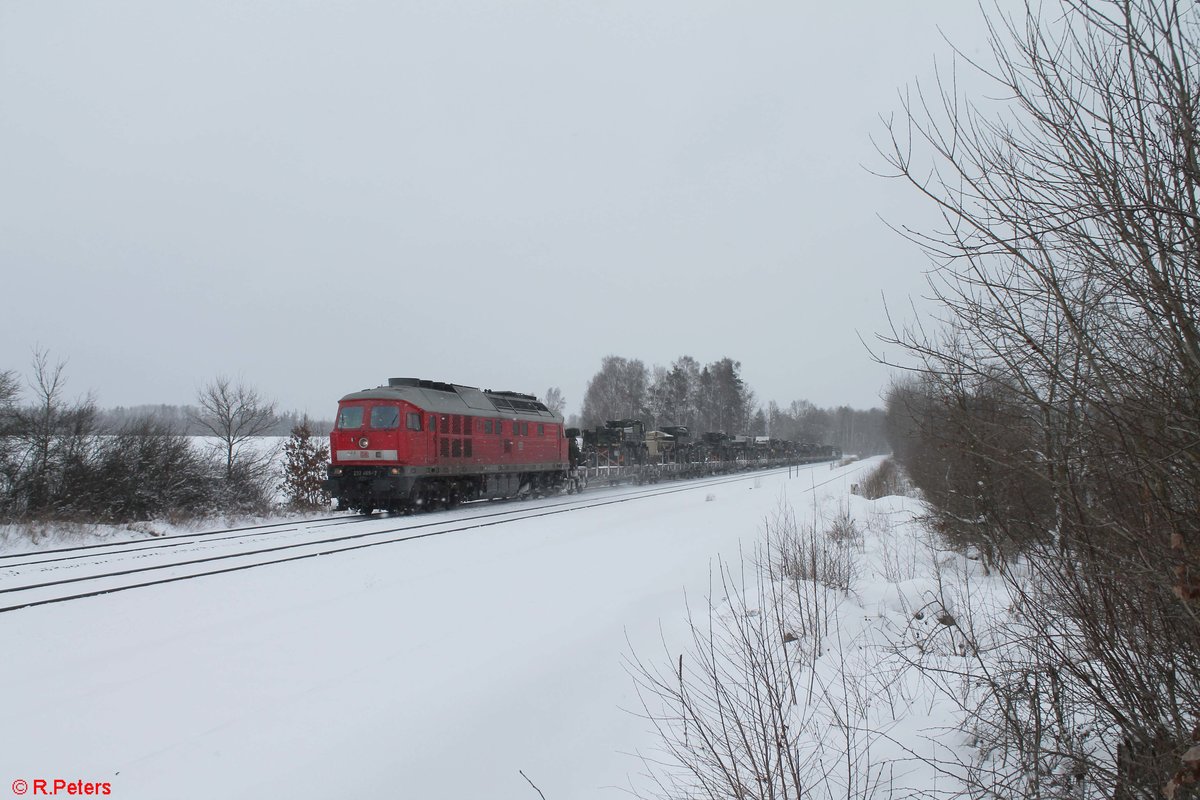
[96,404,334,437]
[574,354,888,456]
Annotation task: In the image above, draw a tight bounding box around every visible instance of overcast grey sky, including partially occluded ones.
[0,1,1000,418]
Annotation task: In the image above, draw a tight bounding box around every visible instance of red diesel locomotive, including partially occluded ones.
[324,378,572,513]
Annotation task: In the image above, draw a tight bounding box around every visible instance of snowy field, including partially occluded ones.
[0,458,1003,799]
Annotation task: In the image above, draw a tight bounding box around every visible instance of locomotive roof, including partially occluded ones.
[339,378,561,422]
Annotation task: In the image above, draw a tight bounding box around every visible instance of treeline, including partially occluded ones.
[0,354,329,524]
[97,405,333,437]
[766,400,886,457]
[578,354,887,454]
[879,1,1200,795]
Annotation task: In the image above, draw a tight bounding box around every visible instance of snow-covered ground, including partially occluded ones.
[0,458,1005,799]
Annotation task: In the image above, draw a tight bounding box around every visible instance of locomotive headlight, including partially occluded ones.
[389,467,401,475]
[331,467,343,476]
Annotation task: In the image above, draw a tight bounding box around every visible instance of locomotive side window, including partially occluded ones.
[338,407,364,430]
[522,422,529,436]
[369,406,400,430]
[484,419,493,434]
[538,423,544,436]
[407,413,422,431]
[440,415,449,434]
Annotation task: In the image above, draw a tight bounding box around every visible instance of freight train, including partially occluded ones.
[323,378,838,514]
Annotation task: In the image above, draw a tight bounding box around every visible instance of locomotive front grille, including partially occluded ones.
[335,449,399,462]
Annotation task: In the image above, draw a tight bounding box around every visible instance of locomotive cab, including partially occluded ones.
[325,397,434,513]
[330,400,428,466]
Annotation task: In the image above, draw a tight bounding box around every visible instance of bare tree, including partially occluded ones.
[0,369,17,414]
[874,1,1200,795]
[580,355,649,427]
[193,377,277,513]
[0,370,19,496]
[10,349,98,518]
[648,356,701,430]
[697,358,752,434]
[543,386,567,417]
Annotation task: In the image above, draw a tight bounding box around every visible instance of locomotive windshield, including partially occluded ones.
[369,406,400,430]
[337,406,365,430]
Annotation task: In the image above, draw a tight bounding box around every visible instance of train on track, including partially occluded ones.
[323,378,839,514]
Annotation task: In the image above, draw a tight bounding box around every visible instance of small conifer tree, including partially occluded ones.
[280,417,330,510]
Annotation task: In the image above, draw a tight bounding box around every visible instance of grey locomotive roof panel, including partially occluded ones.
[455,386,495,411]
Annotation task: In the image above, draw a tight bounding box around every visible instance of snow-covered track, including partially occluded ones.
[0,513,360,566]
[0,514,372,572]
[0,463,851,614]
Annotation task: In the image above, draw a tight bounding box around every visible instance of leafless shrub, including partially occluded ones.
[874,523,921,585]
[857,458,908,501]
[887,551,1123,800]
[0,356,280,526]
[826,504,861,547]
[629,570,822,799]
[766,501,859,595]
[89,416,216,522]
[629,566,893,800]
[629,502,893,800]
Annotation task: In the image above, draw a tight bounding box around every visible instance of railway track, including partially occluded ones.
[0,513,364,569]
[0,461,857,614]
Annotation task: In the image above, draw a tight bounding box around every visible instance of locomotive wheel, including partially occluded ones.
[412,481,439,511]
